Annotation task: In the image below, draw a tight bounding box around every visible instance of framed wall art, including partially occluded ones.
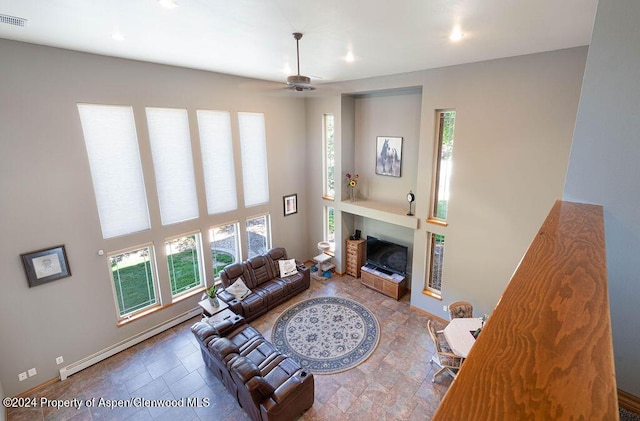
[283,193,298,216]
[376,136,403,177]
[21,245,71,287]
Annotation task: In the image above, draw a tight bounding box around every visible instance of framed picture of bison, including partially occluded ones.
[375,136,403,177]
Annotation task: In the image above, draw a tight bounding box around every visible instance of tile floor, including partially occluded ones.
[6,275,453,421]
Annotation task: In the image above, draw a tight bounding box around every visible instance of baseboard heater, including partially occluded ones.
[59,307,201,380]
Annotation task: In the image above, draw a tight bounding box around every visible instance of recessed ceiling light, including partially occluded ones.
[449,26,464,42]
[112,31,125,41]
[158,0,178,9]
[345,51,355,63]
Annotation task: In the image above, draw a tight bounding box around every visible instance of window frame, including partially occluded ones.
[197,109,238,215]
[164,231,205,298]
[245,213,272,258]
[146,107,200,226]
[108,243,160,322]
[428,109,456,225]
[238,112,270,207]
[77,103,151,239]
[324,206,336,255]
[322,113,335,200]
[424,232,445,299]
[209,221,242,280]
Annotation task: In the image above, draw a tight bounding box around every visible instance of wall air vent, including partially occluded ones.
[0,14,29,28]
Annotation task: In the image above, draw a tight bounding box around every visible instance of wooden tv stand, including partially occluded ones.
[360,265,406,300]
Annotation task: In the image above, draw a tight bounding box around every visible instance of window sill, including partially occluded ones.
[173,286,207,303]
[117,305,165,327]
[117,286,205,327]
[422,289,442,300]
[426,218,448,227]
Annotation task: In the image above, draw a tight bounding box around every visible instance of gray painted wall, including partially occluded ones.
[1,37,605,399]
[309,47,587,321]
[0,379,4,421]
[563,0,640,396]
[351,89,422,276]
[0,39,308,396]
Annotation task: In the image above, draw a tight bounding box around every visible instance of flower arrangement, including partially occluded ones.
[346,173,359,202]
[346,173,359,188]
[206,284,217,298]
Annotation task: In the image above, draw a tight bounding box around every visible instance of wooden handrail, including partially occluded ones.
[433,200,618,420]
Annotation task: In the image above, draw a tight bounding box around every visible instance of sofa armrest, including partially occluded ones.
[208,314,246,336]
[260,370,314,418]
[295,261,307,271]
[218,290,243,313]
[270,370,313,404]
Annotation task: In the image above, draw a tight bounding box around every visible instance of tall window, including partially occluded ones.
[109,245,158,319]
[324,206,335,253]
[197,110,238,214]
[323,114,335,199]
[238,112,269,207]
[165,233,203,297]
[210,222,241,278]
[77,104,150,239]
[426,233,445,295]
[425,110,455,297]
[246,214,271,258]
[146,107,199,225]
[431,110,456,221]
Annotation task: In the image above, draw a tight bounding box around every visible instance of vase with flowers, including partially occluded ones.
[346,173,359,202]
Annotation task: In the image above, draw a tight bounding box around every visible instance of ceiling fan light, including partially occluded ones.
[287,74,311,86]
[285,32,316,91]
[286,74,315,91]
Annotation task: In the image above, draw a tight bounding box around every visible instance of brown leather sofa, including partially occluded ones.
[191,315,314,421]
[217,247,310,322]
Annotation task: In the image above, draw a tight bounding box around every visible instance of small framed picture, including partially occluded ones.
[376,136,403,177]
[21,245,71,287]
[283,194,298,216]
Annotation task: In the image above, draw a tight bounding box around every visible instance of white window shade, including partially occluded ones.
[197,110,238,214]
[238,112,269,207]
[146,107,199,225]
[77,104,150,239]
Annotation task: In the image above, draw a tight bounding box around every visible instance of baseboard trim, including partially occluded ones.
[619,389,640,414]
[409,305,449,324]
[59,307,200,380]
[16,377,58,398]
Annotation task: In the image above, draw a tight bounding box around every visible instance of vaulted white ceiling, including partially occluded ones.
[0,0,598,85]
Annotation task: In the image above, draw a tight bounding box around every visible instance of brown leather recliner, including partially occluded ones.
[191,316,314,421]
[217,247,310,321]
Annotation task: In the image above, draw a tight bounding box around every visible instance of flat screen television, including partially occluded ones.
[365,236,408,275]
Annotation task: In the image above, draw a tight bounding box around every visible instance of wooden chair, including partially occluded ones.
[448,301,473,319]
[427,319,463,382]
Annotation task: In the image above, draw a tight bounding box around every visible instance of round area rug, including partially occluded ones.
[271,296,380,374]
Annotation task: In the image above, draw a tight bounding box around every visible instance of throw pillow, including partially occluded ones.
[226,278,251,300]
[278,259,298,277]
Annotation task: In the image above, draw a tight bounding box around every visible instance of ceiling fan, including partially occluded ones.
[286,32,315,92]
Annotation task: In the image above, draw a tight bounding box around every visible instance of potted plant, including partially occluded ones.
[206,284,220,307]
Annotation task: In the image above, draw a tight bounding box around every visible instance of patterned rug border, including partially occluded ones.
[271,296,380,375]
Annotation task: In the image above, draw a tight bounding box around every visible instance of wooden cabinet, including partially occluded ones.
[360,266,406,300]
[345,238,366,278]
